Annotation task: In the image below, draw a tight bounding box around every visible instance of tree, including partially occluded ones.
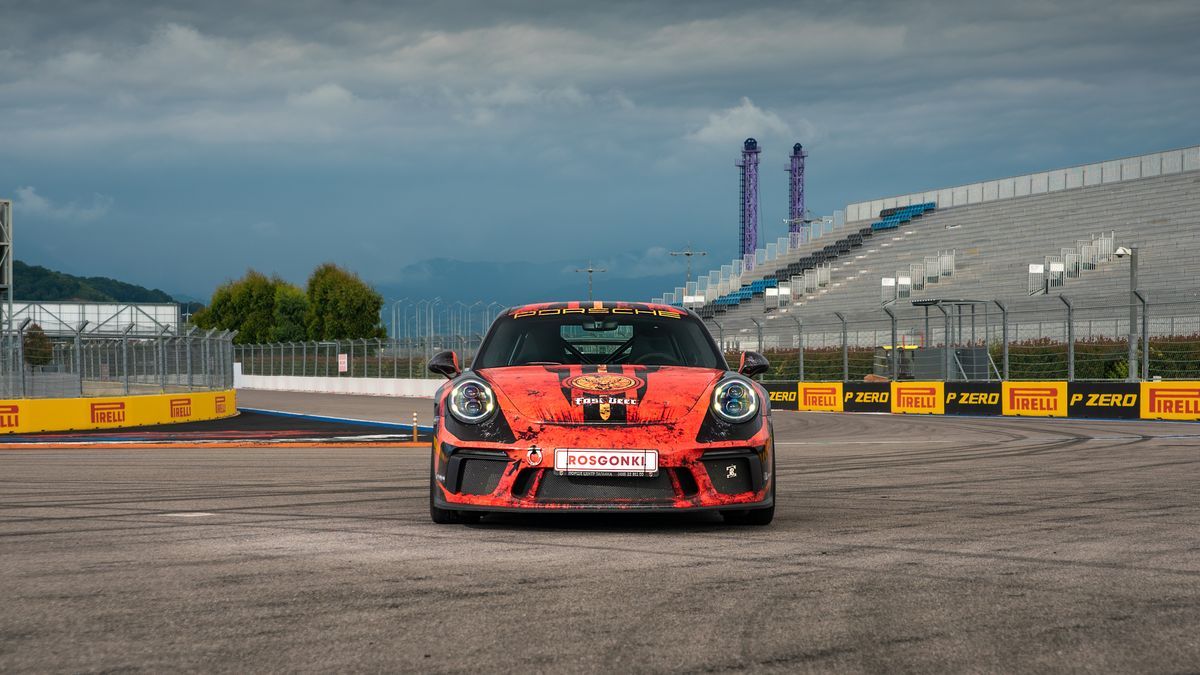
[304,263,385,340]
[23,323,54,368]
[193,270,308,344]
[270,283,308,342]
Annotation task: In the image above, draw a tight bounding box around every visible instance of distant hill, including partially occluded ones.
[14,260,176,303]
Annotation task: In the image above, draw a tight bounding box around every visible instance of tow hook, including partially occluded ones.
[525,445,543,466]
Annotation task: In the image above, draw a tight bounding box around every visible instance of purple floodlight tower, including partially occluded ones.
[737,138,760,262]
[788,143,807,233]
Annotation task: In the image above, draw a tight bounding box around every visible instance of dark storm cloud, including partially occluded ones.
[2,0,1197,297]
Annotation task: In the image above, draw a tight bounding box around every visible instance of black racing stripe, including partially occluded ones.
[579,364,603,422]
[605,364,633,423]
[557,367,575,403]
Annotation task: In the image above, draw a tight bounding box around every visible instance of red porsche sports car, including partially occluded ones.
[428,301,775,525]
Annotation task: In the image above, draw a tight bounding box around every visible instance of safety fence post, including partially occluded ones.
[883,306,898,380]
[16,319,30,398]
[1060,295,1074,381]
[1134,290,1149,381]
[74,322,88,396]
[934,305,951,381]
[186,327,196,391]
[121,324,134,395]
[789,315,803,381]
[994,300,1009,380]
[834,312,848,381]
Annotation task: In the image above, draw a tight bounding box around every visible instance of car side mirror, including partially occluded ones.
[428,350,461,379]
[738,351,770,378]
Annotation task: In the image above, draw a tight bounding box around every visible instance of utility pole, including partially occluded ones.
[575,261,607,301]
[670,243,707,287]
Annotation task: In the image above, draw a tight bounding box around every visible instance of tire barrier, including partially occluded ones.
[0,390,237,434]
[763,381,1200,421]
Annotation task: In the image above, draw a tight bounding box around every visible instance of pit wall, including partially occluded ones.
[762,381,1200,422]
[0,390,237,434]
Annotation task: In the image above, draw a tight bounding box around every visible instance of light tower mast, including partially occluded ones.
[737,138,760,264]
[787,143,807,238]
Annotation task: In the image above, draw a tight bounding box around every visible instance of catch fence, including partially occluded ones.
[235,298,1199,383]
[2,328,236,399]
[709,298,1199,382]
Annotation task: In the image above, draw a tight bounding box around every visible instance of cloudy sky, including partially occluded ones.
[4,0,1199,301]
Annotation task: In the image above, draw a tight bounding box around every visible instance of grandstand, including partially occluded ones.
[656,146,1200,341]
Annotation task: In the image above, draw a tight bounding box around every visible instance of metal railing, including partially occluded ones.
[845,145,1200,223]
[1,326,235,399]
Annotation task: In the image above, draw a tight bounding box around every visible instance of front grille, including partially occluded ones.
[459,458,506,496]
[536,471,676,501]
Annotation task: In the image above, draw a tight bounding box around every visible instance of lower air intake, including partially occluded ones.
[536,472,676,501]
[459,459,506,496]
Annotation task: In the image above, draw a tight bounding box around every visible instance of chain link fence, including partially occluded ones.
[1,328,236,399]
[708,298,1199,381]
[235,335,485,380]
[234,297,1199,383]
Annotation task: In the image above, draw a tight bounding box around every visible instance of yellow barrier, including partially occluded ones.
[775,380,1199,421]
[0,390,237,434]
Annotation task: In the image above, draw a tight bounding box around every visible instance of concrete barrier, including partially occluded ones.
[234,365,441,398]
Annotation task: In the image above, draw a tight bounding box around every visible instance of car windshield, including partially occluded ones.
[473,309,726,369]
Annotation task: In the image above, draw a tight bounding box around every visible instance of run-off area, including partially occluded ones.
[0,390,1198,672]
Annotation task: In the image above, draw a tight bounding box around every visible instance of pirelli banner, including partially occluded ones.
[762,381,799,411]
[0,390,237,435]
[797,382,843,412]
[764,381,1200,422]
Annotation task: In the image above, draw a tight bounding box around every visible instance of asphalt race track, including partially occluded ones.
[2,392,1199,672]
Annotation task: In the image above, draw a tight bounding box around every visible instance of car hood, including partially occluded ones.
[475,365,724,425]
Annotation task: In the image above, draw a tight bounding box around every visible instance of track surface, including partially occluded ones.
[2,393,1199,672]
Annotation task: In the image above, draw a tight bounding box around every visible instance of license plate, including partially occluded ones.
[553,449,659,477]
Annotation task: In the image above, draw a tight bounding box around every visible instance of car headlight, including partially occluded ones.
[711,378,759,423]
[448,378,496,424]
